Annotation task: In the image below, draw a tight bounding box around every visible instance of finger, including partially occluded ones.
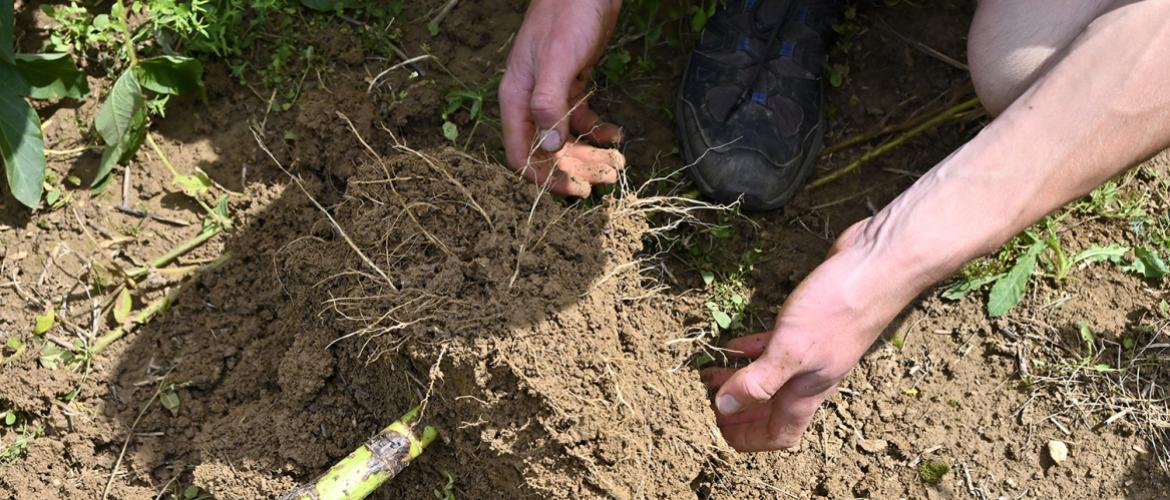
[700,367,737,390]
[570,105,623,145]
[559,142,626,171]
[713,349,802,416]
[530,46,580,153]
[719,383,832,452]
[714,403,771,427]
[499,71,538,171]
[723,332,772,359]
[546,169,592,198]
[551,155,618,186]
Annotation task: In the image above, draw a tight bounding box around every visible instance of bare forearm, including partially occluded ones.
[853,0,1170,303]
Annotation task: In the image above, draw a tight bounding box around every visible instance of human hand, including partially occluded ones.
[499,0,625,197]
[703,221,924,451]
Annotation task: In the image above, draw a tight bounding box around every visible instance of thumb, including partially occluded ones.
[529,57,579,153]
[714,352,801,416]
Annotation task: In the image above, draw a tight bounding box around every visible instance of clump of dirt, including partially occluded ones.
[90,146,720,498]
[268,148,720,497]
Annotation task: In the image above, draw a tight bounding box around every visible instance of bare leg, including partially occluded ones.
[968,0,1123,115]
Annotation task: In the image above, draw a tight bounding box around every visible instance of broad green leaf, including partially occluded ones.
[136,56,204,97]
[0,61,28,95]
[113,288,132,325]
[0,94,46,208]
[33,307,55,335]
[3,411,15,426]
[13,53,87,100]
[941,273,1003,301]
[987,240,1045,318]
[1123,246,1169,280]
[1,0,12,64]
[1072,244,1129,266]
[700,270,715,286]
[95,70,145,147]
[93,73,147,187]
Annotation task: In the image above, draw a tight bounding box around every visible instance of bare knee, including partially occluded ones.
[967,0,1116,116]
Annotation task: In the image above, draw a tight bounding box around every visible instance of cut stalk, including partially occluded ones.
[807,96,982,190]
[282,406,439,500]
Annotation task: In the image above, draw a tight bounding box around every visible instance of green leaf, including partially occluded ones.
[136,56,204,97]
[0,62,28,95]
[173,169,212,198]
[700,270,715,286]
[1079,321,1095,352]
[13,53,88,100]
[709,225,731,239]
[38,342,73,369]
[1123,246,1169,280]
[941,273,1003,301]
[160,391,180,414]
[706,309,725,327]
[33,307,55,335]
[95,70,145,147]
[0,94,46,208]
[987,240,1045,318]
[93,71,147,187]
[113,288,132,325]
[1,0,13,64]
[3,411,15,426]
[441,121,458,143]
[300,0,349,12]
[1090,363,1120,373]
[1071,244,1129,266]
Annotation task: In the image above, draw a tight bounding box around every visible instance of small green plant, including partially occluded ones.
[0,421,41,464]
[916,459,949,486]
[0,1,88,208]
[828,3,865,88]
[433,471,456,500]
[90,0,205,190]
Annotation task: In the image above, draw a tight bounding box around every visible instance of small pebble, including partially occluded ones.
[1047,440,1069,464]
[858,438,888,454]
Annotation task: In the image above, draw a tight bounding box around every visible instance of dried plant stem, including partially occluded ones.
[807,96,981,189]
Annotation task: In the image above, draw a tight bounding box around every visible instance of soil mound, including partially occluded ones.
[186,148,718,497]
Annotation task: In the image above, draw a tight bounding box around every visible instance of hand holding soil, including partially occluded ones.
[499,0,625,196]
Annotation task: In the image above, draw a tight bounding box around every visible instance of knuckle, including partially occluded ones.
[529,91,563,115]
[739,374,776,403]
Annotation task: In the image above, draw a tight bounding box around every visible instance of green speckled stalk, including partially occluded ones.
[281,406,438,500]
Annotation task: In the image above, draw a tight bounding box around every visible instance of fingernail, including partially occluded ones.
[716,395,742,415]
[539,129,562,152]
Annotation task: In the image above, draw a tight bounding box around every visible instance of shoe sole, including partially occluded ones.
[674,72,826,212]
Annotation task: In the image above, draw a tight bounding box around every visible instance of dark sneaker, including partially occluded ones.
[676,0,840,211]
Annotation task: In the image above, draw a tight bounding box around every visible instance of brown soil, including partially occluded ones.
[2,1,1168,499]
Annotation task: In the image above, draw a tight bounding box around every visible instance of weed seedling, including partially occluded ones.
[917,459,949,486]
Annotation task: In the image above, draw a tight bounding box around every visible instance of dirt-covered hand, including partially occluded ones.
[499,0,625,197]
[702,222,915,451]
